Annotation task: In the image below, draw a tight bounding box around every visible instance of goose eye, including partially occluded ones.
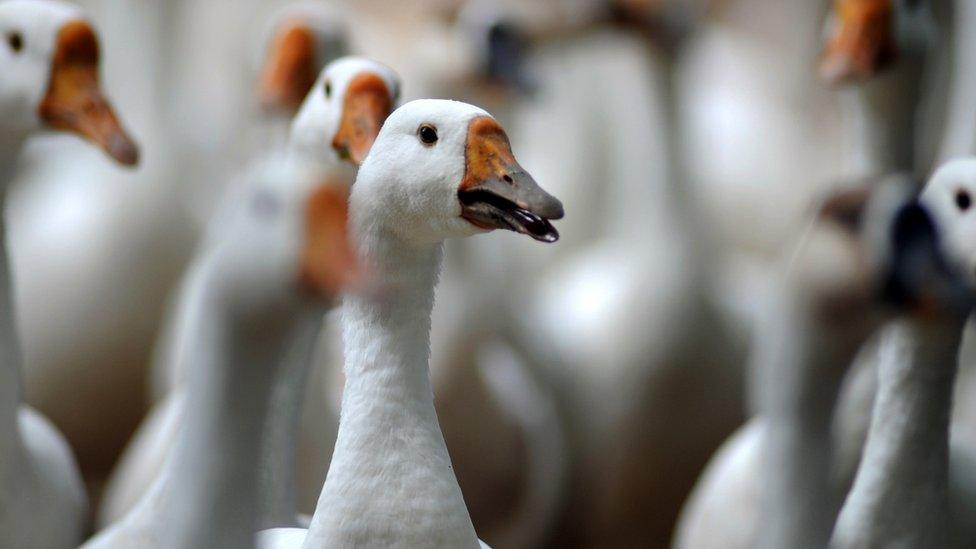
[7,31,23,53]
[956,189,971,212]
[324,80,332,98]
[418,124,438,146]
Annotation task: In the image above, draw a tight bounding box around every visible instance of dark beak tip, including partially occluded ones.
[109,133,140,167]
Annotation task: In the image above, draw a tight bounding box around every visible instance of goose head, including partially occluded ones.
[256,3,349,115]
[793,177,969,338]
[290,56,400,167]
[211,156,359,318]
[819,0,898,83]
[352,99,563,245]
[920,159,976,287]
[0,0,137,165]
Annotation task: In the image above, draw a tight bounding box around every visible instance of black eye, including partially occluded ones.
[7,31,23,53]
[956,189,971,212]
[324,80,332,98]
[418,124,438,145]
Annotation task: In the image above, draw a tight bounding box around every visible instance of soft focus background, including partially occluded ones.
[10,0,969,546]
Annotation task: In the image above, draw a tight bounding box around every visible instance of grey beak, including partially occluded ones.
[882,201,973,315]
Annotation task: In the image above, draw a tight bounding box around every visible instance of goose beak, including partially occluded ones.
[257,21,317,114]
[458,116,563,243]
[299,182,363,298]
[38,20,139,166]
[819,0,896,84]
[332,72,393,165]
[882,202,973,318]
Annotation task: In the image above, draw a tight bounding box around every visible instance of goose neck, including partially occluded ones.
[303,235,480,548]
[758,294,866,549]
[833,316,964,548]
[161,273,302,549]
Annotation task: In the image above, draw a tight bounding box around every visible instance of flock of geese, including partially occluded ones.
[5,0,976,548]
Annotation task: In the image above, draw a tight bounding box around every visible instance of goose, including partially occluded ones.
[82,152,360,549]
[0,1,137,547]
[258,99,563,548]
[468,7,750,545]
[832,171,976,547]
[820,0,937,179]
[673,180,954,549]
[97,56,399,530]
[255,2,349,119]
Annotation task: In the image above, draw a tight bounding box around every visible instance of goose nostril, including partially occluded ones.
[502,174,513,184]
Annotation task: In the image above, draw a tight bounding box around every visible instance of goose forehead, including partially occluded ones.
[0,0,84,39]
[926,160,976,195]
[270,1,347,34]
[324,56,397,90]
[385,99,491,131]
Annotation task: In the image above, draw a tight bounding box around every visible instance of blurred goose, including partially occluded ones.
[480,7,748,544]
[98,56,398,529]
[0,1,137,547]
[833,173,976,547]
[820,0,935,178]
[259,99,563,548]
[673,181,955,549]
[82,154,360,549]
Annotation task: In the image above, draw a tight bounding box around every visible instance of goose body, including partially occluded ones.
[97,55,399,531]
[0,1,138,546]
[259,99,563,548]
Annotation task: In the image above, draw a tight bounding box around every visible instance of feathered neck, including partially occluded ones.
[303,224,480,548]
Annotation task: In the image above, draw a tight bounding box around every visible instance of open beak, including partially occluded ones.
[882,201,974,318]
[332,72,393,165]
[257,20,317,114]
[458,116,563,243]
[819,0,896,84]
[299,182,363,298]
[38,20,139,166]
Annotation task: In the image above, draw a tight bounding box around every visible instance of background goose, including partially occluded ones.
[83,153,360,549]
[673,180,929,549]
[98,56,398,530]
[0,1,137,547]
[259,99,563,548]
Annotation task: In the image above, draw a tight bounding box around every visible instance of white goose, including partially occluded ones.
[98,56,399,530]
[0,1,137,547]
[833,172,976,546]
[82,153,360,549]
[259,99,563,548]
[673,181,929,549]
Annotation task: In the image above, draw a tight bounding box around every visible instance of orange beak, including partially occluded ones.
[332,72,392,165]
[38,20,139,166]
[257,20,317,114]
[457,117,563,242]
[299,182,363,298]
[819,0,896,84]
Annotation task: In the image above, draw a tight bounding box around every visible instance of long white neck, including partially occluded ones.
[257,312,323,528]
[303,230,480,548]
[161,271,301,549]
[832,316,963,548]
[935,0,976,161]
[842,3,930,179]
[0,134,26,465]
[757,291,867,549]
